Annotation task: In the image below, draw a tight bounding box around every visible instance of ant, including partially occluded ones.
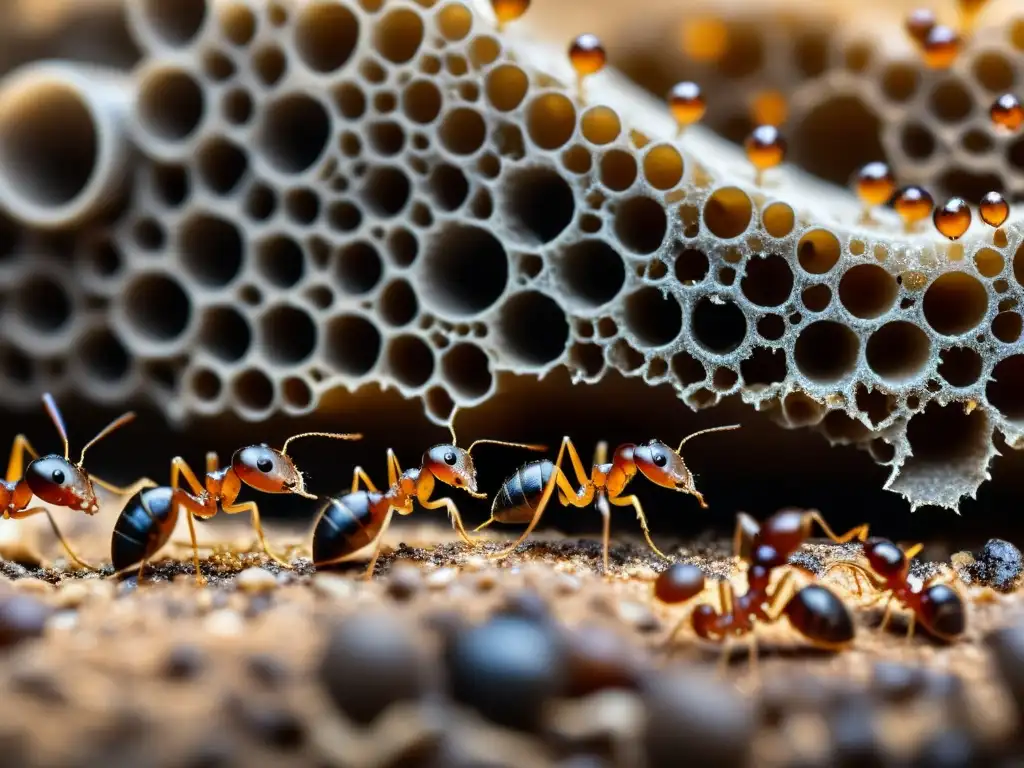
[112,431,362,583]
[655,509,870,669]
[824,537,966,642]
[4,393,153,569]
[311,410,544,579]
[479,425,740,572]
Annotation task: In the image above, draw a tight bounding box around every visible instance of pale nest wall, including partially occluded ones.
[0,0,1021,512]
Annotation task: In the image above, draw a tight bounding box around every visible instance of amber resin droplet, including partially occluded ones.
[855,162,896,208]
[569,34,607,77]
[922,25,961,69]
[744,125,786,184]
[668,81,705,131]
[905,8,937,45]
[492,0,530,25]
[979,191,1010,228]
[990,94,1024,133]
[893,186,934,231]
[933,198,972,240]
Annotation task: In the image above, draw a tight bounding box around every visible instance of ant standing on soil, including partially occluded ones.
[479,426,740,572]
[824,537,966,642]
[3,393,154,569]
[654,509,870,670]
[311,410,545,579]
[111,431,362,583]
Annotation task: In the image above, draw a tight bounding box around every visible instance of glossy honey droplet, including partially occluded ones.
[979,191,1010,228]
[745,125,786,185]
[922,25,961,69]
[933,198,971,240]
[569,34,607,78]
[751,90,788,127]
[990,94,1024,133]
[668,81,705,129]
[893,186,934,231]
[905,8,937,45]
[855,162,896,208]
[492,0,530,25]
[957,0,988,31]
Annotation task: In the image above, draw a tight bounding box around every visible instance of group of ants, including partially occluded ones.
[0,393,965,658]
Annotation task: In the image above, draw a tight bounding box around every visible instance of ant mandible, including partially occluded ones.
[824,537,966,642]
[655,509,870,668]
[4,393,154,569]
[311,409,545,579]
[480,425,740,572]
[156,430,362,582]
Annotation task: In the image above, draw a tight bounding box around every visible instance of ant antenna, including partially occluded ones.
[467,439,548,455]
[448,406,461,445]
[281,431,362,456]
[42,393,70,460]
[79,411,137,466]
[676,424,741,453]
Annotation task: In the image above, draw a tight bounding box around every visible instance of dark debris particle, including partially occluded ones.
[11,668,66,704]
[564,623,644,697]
[319,610,428,726]
[826,691,886,768]
[444,614,567,732]
[0,594,51,648]
[495,589,552,623]
[229,695,306,751]
[163,644,207,681]
[642,670,754,768]
[870,661,927,704]
[246,652,289,689]
[963,539,1023,592]
[386,565,423,601]
[910,729,980,768]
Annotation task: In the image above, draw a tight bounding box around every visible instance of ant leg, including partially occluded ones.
[222,501,293,569]
[488,436,589,560]
[746,631,760,689]
[905,611,916,642]
[89,476,158,498]
[876,593,896,633]
[184,510,205,586]
[349,467,379,494]
[596,492,611,575]
[170,457,208,498]
[592,441,608,467]
[6,435,39,482]
[363,508,395,580]
[805,511,869,544]
[420,496,475,546]
[716,636,736,677]
[206,452,219,474]
[386,450,402,489]
[731,512,760,566]
[822,560,888,593]
[903,542,924,560]
[609,494,668,560]
[764,570,797,620]
[12,506,96,570]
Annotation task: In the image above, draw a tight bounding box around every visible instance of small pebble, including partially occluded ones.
[312,573,355,600]
[496,589,551,623]
[826,692,885,768]
[12,668,66,703]
[235,567,278,593]
[870,661,927,704]
[163,644,207,681]
[425,567,458,590]
[564,624,643,697]
[247,653,290,689]
[445,614,567,731]
[462,555,488,572]
[617,600,661,633]
[386,564,423,601]
[13,578,53,595]
[0,594,51,648]
[963,539,1022,592]
[319,610,428,725]
[911,729,979,768]
[553,572,582,595]
[204,609,245,637]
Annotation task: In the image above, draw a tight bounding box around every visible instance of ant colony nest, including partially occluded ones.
[0,0,1022,510]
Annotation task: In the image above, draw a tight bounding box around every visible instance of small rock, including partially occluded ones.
[564,624,643,697]
[0,594,51,648]
[826,691,885,768]
[911,729,979,768]
[247,653,289,689]
[463,555,488,572]
[386,564,422,601]
[235,567,278,593]
[553,572,582,595]
[204,609,244,637]
[312,573,354,600]
[424,567,457,590]
[870,662,927,704]
[55,581,91,609]
[163,644,206,681]
[496,589,551,623]
[617,600,661,633]
[960,539,1023,592]
[12,668,65,703]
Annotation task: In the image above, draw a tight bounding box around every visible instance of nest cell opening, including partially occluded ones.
[989,355,1024,421]
[559,240,625,308]
[674,248,709,285]
[387,335,435,389]
[325,314,382,376]
[123,273,192,343]
[79,327,130,383]
[361,166,411,217]
[196,136,248,196]
[938,347,982,387]
[692,297,747,355]
[294,1,359,73]
[600,150,638,192]
[232,369,275,413]
[255,234,305,288]
[138,68,205,143]
[179,213,243,287]
[703,188,752,240]
[13,275,71,334]
[865,321,931,383]
[527,94,576,150]
[487,64,528,112]
[200,306,251,362]
[797,229,841,275]
[839,264,898,319]
[379,279,418,327]
[615,197,667,254]
[503,167,575,245]
[741,254,793,307]
[923,272,988,335]
[762,203,795,239]
[741,347,787,386]
[794,321,859,383]
[256,94,330,174]
[624,287,682,347]
[497,291,569,366]
[421,224,508,316]
[375,8,424,64]
[333,242,383,296]
[439,108,486,155]
[139,0,207,47]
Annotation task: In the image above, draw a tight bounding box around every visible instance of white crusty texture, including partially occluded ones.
[0,0,1022,512]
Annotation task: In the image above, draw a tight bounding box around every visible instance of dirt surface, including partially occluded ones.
[0,513,1019,766]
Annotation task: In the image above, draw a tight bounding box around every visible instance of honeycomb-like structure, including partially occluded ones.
[4,0,1024,511]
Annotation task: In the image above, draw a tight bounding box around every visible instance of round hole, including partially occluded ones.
[375,8,423,63]
[256,94,330,174]
[504,167,575,245]
[439,108,486,155]
[123,273,192,342]
[233,369,274,413]
[675,248,709,284]
[882,63,918,102]
[973,50,1014,92]
[421,224,507,316]
[975,248,1004,278]
[741,347,787,386]
[379,279,418,326]
[255,234,304,288]
[179,213,243,287]
[559,240,625,308]
[993,312,1022,343]
[929,79,973,124]
[988,355,1024,420]
[402,80,442,124]
[741,254,793,307]
[252,45,287,86]
[643,145,684,190]
[428,164,469,211]
[624,287,682,347]
[325,314,381,375]
[797,229,841,274]
[757,315,785,341]
[360,165,410,217]
[138,0,206,46]
[866,322,931,382]
[138,68,204,143]
[150,163,189,208]
[580,106,620,145]
[78,327,130,383]
[839,264,898,319]
[282,376,313,410]
[200,306,250,362]
[923,272,988,335]
[388,334,434,388]
[387,229,418,267]
[326,201,360,232]
[294,1,358,72]
[190,367,222,402]
[496,291,568,366]
[526,93,576,150]
[334,82,367,119]
[794,321,859,383]
[333,242,383,295]
[615,197,666,254]
[244,182,276,221]
[600,150,637,192]
[202,50,235,82]
[487,64,528,111]
[938,347,982,386]
[218,2,256,46]
[284,187,320,225]
[196,136,248,195]
[13,275,71,334]
[692,297,747,354]
[368,120,405,156]
[260,305,317,365]
[441,342,491,398]
[762,202,795,238]
[704,187,752,239]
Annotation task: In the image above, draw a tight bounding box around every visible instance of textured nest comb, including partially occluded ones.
[0,0,1022,511]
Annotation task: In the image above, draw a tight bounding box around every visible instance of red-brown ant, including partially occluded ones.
[311,410,544,579]
[159,431,362,583]
[479,426,740,571]
[824,537,966,642]
[655,509,870,667]
[3,393,153,569]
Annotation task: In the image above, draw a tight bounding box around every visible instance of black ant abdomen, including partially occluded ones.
[311,491,380,567]
[919,583,966,641]
[490,460,557,525]
[110,486,177,574]
[784,584,856,650]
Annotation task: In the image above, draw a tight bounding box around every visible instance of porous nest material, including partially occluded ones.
[0,517,1020,767]
[4,0,1024,511]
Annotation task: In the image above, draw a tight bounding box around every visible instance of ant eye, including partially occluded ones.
[51,469,65,484]
[256,457,273,473]
[444,451,457,465]
[653,453,667,467]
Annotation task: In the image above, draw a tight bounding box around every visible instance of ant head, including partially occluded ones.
[233,444,307,497]
[25,456,96,512]
[863,537,908,579]
[423,444,482,497]
[633,440,694,491]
